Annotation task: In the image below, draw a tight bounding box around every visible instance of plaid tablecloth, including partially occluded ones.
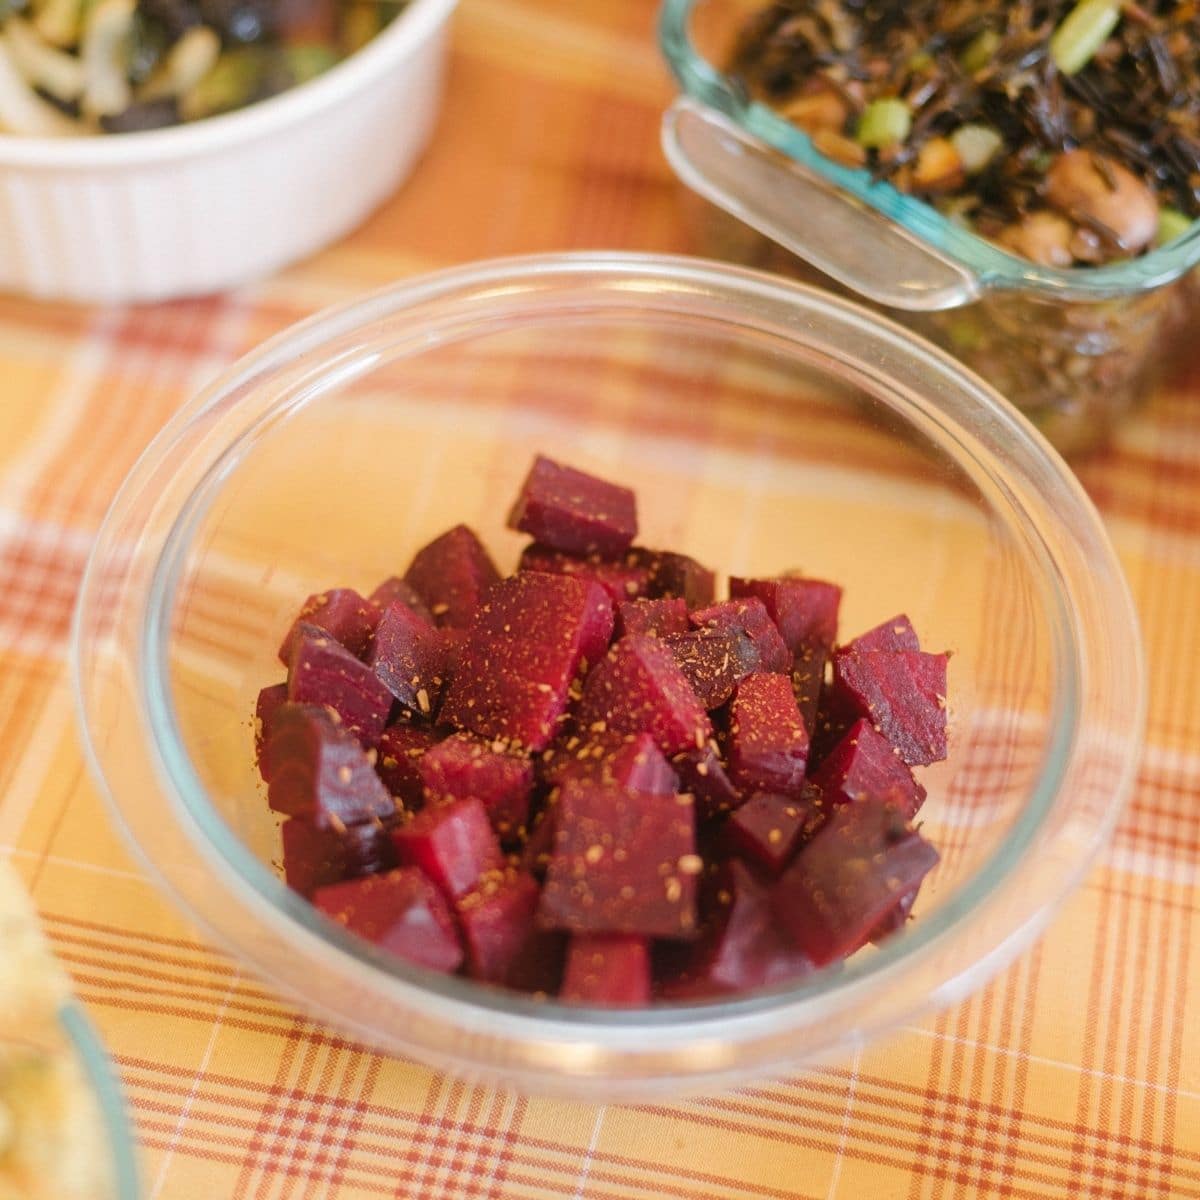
[1,1,1198,1196]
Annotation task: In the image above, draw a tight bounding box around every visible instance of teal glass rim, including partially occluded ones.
[659,0,1200,302]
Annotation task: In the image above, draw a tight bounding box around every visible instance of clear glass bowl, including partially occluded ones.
[72,253,1144,1101]
[658,0,1200,454]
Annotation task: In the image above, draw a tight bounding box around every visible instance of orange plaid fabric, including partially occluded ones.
[1,2,1198,1197]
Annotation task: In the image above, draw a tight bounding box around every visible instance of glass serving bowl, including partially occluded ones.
[658,0,1200,455]
[72,253,1144,1101]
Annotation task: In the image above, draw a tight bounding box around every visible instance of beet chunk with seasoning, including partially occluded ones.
[542,730,679,796]
[727,673,810,795]
[724,787,824,875]
[375,723,437,807]
[615,596,690,638]
[278,588,378,665]
[440,573,613,751]
[404,525,500,629]
[576,634,712,756]
[630,548,716,608]
[287,624,393,749]
[418,732,534,840]
[265,705,394,829]
[561,934,651,1005]
[846,613,920,654]
[281,816,395,898]
[255,682,289,779]
[392,796,504,902]
[538,781,699,938]
[508,455,637,558]
[809,718,927,817]
[663,627,760,709]
[519,544,650,604]
[313,868,463,973]
[672,745,740,822]
[366,600,445,717]
[368,576,433,624]
[771,799,939,966]
[458,869,564,991]
[790,644,827,740]
[691,598,790,675]
[870,886,920,945]
[730,576,842,655]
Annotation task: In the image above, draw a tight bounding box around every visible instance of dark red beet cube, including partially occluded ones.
[631,548,716,608]
[809,718,927,817]
[440,573,613,751]
[255,683,289,779]
[265,705,394,829]
[457,869,564,991]
[662,627,760,709]
[368,576,433,623]
[418,732,534,840]
[691,598,790,675]
[870,885,919,945]
[790,644,827,741]
[508,455,637,558]
[615,596,690,638]
[771,799,939,966]
[376,722,437,807]
[519,544,650,604]
[724,788,825,875]
[832,649,948,766]
[576,634,712,756]
[672,745,740,822]
[521,800,559,878]
[277,588,378,665]
[392,796,504,902]
[847,613,920,654]
[730,576,842,655]
[727,673,810,796]
[287,624,393,749]
[542,730,679,796]
[366,601,446,718]
[538,781,699,938]
[807,674,860,770]
[281,815,395,898]
[404,524,500,629]
[314,868,463,974]
[561,934,651,1006]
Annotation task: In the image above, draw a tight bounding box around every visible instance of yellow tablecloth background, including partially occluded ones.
[1,2,1198,1196]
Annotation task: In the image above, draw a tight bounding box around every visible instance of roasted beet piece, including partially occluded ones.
[255,683,289,779]
[440,573,613,751]
[404,525,500,629]
[727,673,810,796]
[662,627,760,709]
[458,869,564,991]
[542,730,679,796]
[313,868,463,973]
[847,614,920,654]
[576,634,712,756]
[391,796,504,902]
[561,934,651,1005]
[672,745,740,821]
[615,596,690,638]
[870,886,919,945]
[729,576,842,655]
[518,544,650,604]
[790,644,827,740]
[508,455,637,558]
[281,816,396,898]
[376,723,437,807]
[368,576,433,623]
[538,781,699,938]
[809,718,927,817]
[724,788,825,875]
[771,799,939,966]
[277,588,377,665]
[366,601,446,717]
[418,732,534,840]
[630,548,716,608]
[806,674,860,770]
[265,705,395,829]
[521,798,559,878]
[287,624,394,749]
[832,650,948,767]
[691,598,790,675]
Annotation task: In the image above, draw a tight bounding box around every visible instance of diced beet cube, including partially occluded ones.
[255,683,289,779]
[538,781,698,938]
[404,524,500,629]
[630,548,716,608]
[724,788,825,875]
[730,576,842,655]
[690,598,790,675]
[314,868,463,974]
[440,626,468,677]
[508,455,637,558]
[727,673,810,796]
[277,588,378,665]
[265,705,395,829]
[807,675,860,770]
[281,815,395,898]
[671,745,740,821]
[846,613,920,654]
[418,732,534,840]
[376,723,437,807]
[440,573,613,751]
[576,634,712,756]
[368,576,433,624]
[519,544,650,604]
[615,596,690,638]
[541,730,679,797]
[790,644,827,740]
[365,601,445,717]
[870,886,919,945]
[832,649,948,767]
[561,934,651,1006]
[457,869,564,991]
[391,796,504,902]
[662,628,760,710]
[771,799,939,966]
[521,801,559,878]
[809,718,926,817]
[287,624,393,749]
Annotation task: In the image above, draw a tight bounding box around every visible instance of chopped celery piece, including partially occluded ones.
[1157,207,1192,247]
[1050,0,1121,75]
[960,28,999,74]
[856,98,910,150]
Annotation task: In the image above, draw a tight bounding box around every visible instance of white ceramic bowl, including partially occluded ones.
[0,0,457,304]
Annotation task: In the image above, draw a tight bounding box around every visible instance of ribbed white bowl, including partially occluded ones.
[0,0,456,303]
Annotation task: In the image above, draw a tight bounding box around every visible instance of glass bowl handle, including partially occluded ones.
[662,97,982,313]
